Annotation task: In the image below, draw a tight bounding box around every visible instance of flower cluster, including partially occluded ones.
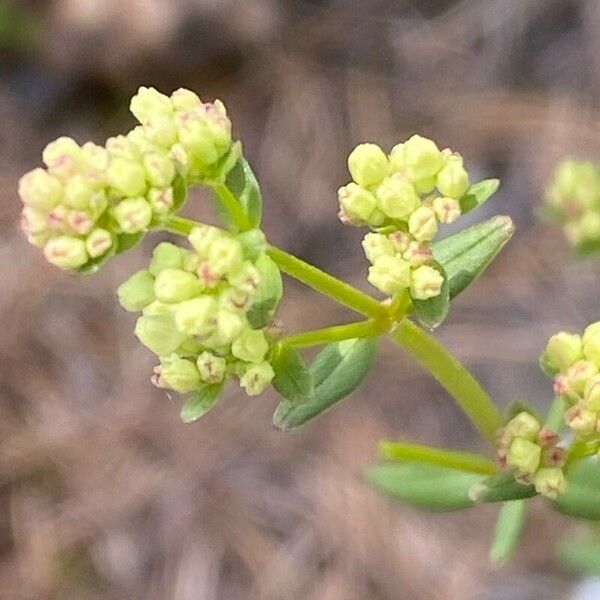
[496,412,566,499]
[337,135,471,300]
[118,227,275,397]
[541,321,600,436]
[19,87,232,271]
[544,160,600,253]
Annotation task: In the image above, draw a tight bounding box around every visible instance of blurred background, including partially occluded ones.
[2,0,600,598]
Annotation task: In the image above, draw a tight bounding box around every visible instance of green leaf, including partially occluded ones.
[459,179,500,213]
[433,215,514,299]
[246,255,283,328]
[180,383,223,423]
[226,157,263,229]
[469,471,536,504]
[365,462,483,512]
[411,262,449,329]
[273,337,377,430]
[504,399,543,424]
[271,345,313,404]
[552,458,600,520]
[558,536,600,575]
[490,500,527,565]
[171,173,188,212]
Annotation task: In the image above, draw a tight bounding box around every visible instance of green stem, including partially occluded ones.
[161,215,198,236]
[379,440,498,475]
[267,245,388,320]
[390,319,503,445]
[280,319,382,349]
[211,182,252,231]
[545,396,565,432]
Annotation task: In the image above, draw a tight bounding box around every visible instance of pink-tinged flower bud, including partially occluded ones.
[174,296,218,336]
[18,168,63,210]
[188,225,224,259]
[232,329,269,363]
[47,205,69,230]
[534,467,566,499]
[408,206,438,242]
[171,88,202,111]
[21,206,48,236]
[106,135,139,161]
[505,411,541,441]
[81,142,110,176]
[507,438,541,475]
[85,228,113,258]
[565,405,597,433]
[403,135,444,181]
[154,268,202,303]
[403,241,433,267]
[553,374,580,404]
[143,152,175,188]
[153,354,201,393]
[67,210,94,235]
[388,231,412,254]
[42,137,82,179]
[208,237,244,277]
[338,183,381,226]
[130,86,173,125]
[196,351,227,384]
[347,143,389,187]
[170,143,191,172]
[543,332,583,374]
[542,445,566,468]
[410,265,444,300]
[585,374,600,411]
[148,188,175,214]
[111,198,152,234]
[362,233,395,264]
[228,261,261,295]
[583,321,600,367]
[375,174,420,220]
[432,196,461,224]
[149,242,185,276]
[219,287,252,312]
[537,427,560,447]
[367,255,411,295]
[567,360,599,395]
[106,158,147,197]
[436,162,470,199]
[239,361,275,396]
[43,235,88,270]
[117,269,156,312]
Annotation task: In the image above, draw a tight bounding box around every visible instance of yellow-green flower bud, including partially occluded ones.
[147,188,174,214]
[143,152,176,188]
[85,228,113,258]
[232,329,269,363]
[106,135,140,161]
[117,269,155,311]
[338,183,380,225]
[42,136,82,179]
[408,206,438,242]
[81,142,109,175]
[436,162,470,199]
[566,405,597,433]
[388,231,412,254]
[149,242,185,276]
[534,467,566,499]
[182,251,201,273]
[504,411,541,441]
[215,309,246,343]
[196,351,227,384]
[362,233,394,264]
[111,198,152,234]
[18,168,63,210]
[106,158,147,197]
[144,114,178,147]
[219,287,253,312]
[63,175,97,210]
[153,354,200,393]
[66,210,94,235]
[403,241,433,267]
[142,300,177,317]
[584,375,600,411]
[43,236,88,270]
[583,321,600,366]
[174,296,217,336]
[367,255,411,295]
[154,268,202,303]
[413,176,437,195]
[410,265,444,300]
[130,86,173,125]
[135,314,186,356]
[208,237,243,277]
[21,206,48,236]
[375,174,421,220]
[171,88,201,111]
[239,361,275,396]
[432,196,461,224]
[507,438,541,475]
[347,143,389,187]
[188,225,224,259]
[543,332,583,374]
[403,135,444,180]
[227,261,260,295]
[567,360,599,395]
[389,143,405,172]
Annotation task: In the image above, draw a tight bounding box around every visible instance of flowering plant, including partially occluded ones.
[19,86,600,564]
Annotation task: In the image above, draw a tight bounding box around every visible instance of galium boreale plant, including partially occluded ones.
[20,85,600,565]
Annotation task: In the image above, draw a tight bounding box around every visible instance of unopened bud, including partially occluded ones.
[388,231,412,253]
[414,176,437,195]
[18,168,63,210]
[171,88,202,111]
[208,237,243,277]
[196,351,227,383]
[174,296,217,336]
[507,438,541,475]
[567,360,599,395]
[149,242,184,276]
[239,361,275,396]
[408,206,438,242]
[143,151,175,188]
[144,114,178,147]
[347,143,389,187]
[135,314,186,356]
[338,183,381,226]
[375,174,420,220]
[410,265,444,300]
[403,241,433,266]
[86,228,113,258]
[585,375,600,411]
[154,268,202,303]
[117,269,156,311]
[367,255,411,295]
[432,196,461,224]
[403,135,444,180]
[188,225,224,259]
[543,332,583,373]
[43,236,88,270]
[565,405,597,433]
[112,198,152,234]
[228,261,261,295]
[362,233,394,264]
[21,206,48,236]
[534,467,566,499]
[214,309,246,343]
[67,210,94,235]
[63,175,98,210]
[106,158,147,197]
[42,137,82,179]
[153,354,200,393]
[232,329,269,363]
[130,86,173,125]
[148,187,175,214]
[583,321,600,366]
[504,411,541,441]
[436,162,470,199]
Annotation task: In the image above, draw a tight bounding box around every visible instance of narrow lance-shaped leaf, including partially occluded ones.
[271,345,313,404]
[411,261,449,329]
[273,337,377,430]
[459,178,500,214]
[490,500,527,565]
[246,254,283,328]
[180,383,223,423]
[552,458,600,520]
[433,215,514,299]
[365,462,483,512]
[226,156,263,229]
[469,471,536,504]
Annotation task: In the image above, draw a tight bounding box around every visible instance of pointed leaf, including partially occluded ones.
[365,462,483,511]
[180,383,223,423]
[171,173,188,212]
[247,255,283,328]
[469,471,536,504]
[552,458,600,520]
[490,500,527,565]
[273,337,377,430]
[459,179,500,214]
[271,345,313,404]
[411,262,449,329]
[226,157,262,228]
[433,215,514,299]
